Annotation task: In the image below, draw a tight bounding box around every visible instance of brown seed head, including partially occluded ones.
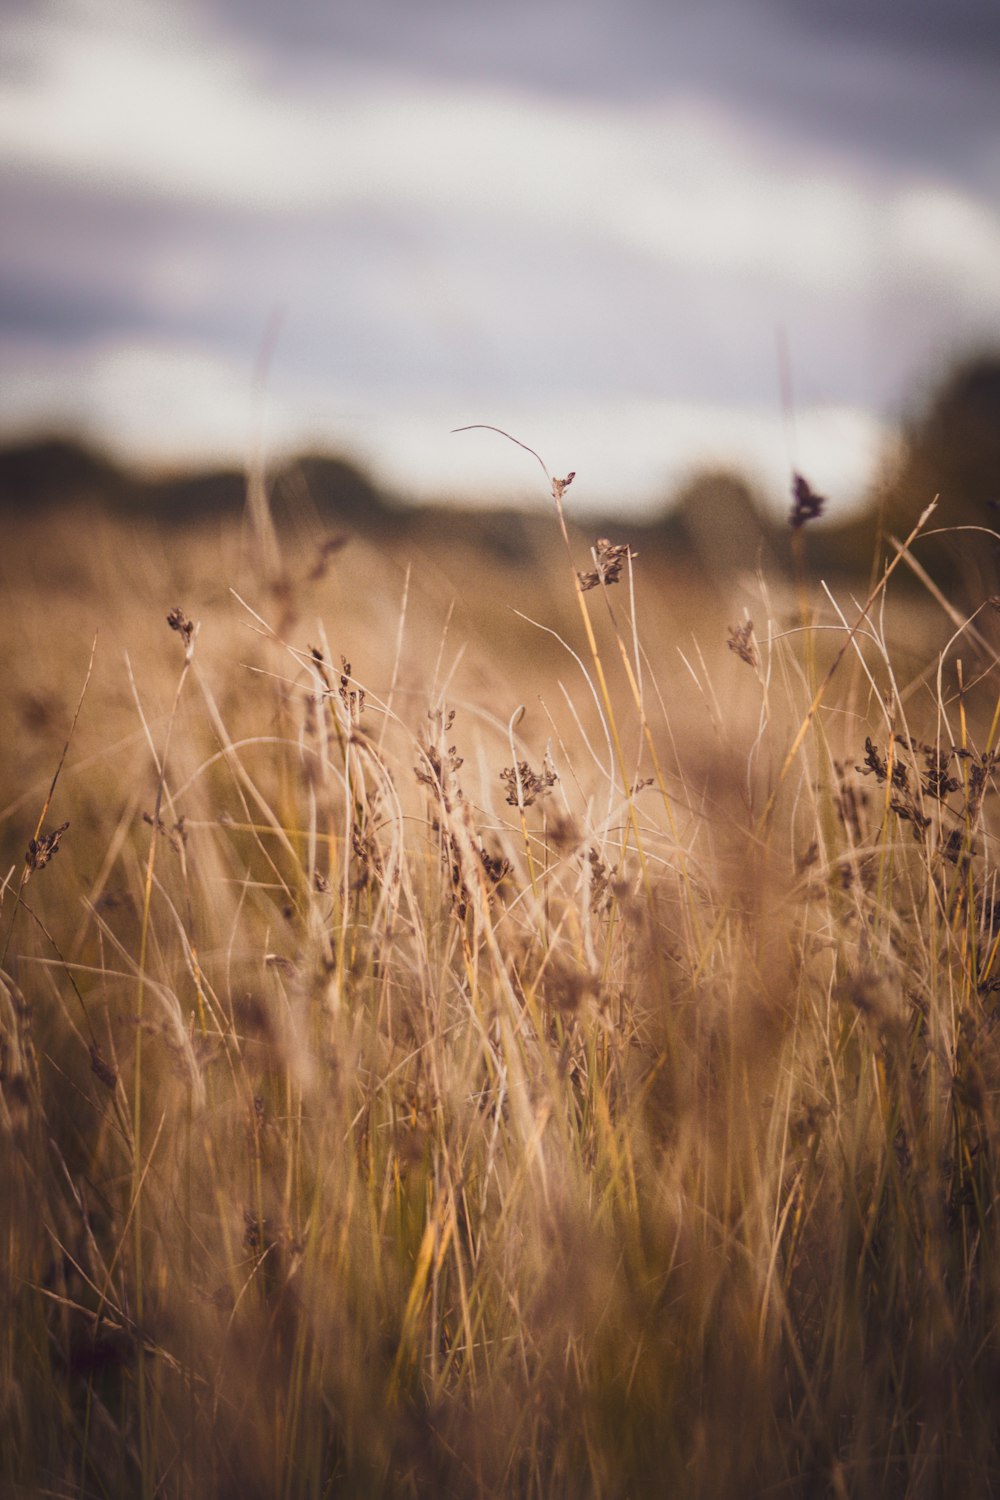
[26,821,70,875]
[789,472,826,529]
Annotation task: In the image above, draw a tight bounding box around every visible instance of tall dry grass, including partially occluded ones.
[1,475,999,1499]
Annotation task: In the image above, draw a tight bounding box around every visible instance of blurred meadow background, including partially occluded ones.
[3,3,1000,1498]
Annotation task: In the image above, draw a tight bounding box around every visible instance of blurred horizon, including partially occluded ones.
[2,0,999,520]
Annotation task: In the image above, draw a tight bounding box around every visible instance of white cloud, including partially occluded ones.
[425,396,888,516]
[887,185,1000,304]
[0,332,890,518]
[0,336,263,462]
[0,1,341,206]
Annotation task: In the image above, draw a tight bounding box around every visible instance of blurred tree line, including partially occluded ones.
[1,353,998,589]
[647,352,1000,595]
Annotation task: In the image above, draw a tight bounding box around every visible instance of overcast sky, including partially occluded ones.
[2,0,999,515]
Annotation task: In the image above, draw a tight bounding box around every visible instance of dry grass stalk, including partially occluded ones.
[1,480,999,1500]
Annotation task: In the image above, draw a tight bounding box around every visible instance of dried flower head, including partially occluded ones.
[351,826,383,890]
[727,620,758,668]
[166,606,194,647]
[415,710,464,811]
[857,736,908,791]
[339,657,365,721]
[587,847,611,911]
[789,472,826,529]
[922,746,960,801]
[500,758,557,807]
[26,821,70,874]
[577,538,634,592]
[479,846,511,887]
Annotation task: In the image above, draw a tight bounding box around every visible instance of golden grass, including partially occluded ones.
[2,487,999,1499]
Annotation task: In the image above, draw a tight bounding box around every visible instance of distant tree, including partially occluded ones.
[0,436,123,510]
[881,354,1000,589]
[898,355,1000,514]
[128,468,246,524]
[270,453,395,533]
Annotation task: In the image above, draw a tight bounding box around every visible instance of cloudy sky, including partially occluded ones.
[2,0,999,516]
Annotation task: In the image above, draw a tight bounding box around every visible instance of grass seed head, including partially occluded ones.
[727,619,758,668]
[789,471,826,528]
[165,604,194,647]
[577,537,633,592]
[25,820,69,875]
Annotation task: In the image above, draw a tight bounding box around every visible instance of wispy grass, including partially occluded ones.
[1,476,999,1499]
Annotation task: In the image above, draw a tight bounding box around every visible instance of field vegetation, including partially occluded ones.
[2,424,1000,1498]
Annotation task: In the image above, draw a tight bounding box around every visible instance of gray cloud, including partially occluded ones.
[0,172,255,346]
[761,0,1000,62]
[2,0,997,507]
[177,0,1000,222]
[3,154,979,427]
[207,0,1000,75]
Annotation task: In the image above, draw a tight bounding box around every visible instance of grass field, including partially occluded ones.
[2,475,999,1498]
